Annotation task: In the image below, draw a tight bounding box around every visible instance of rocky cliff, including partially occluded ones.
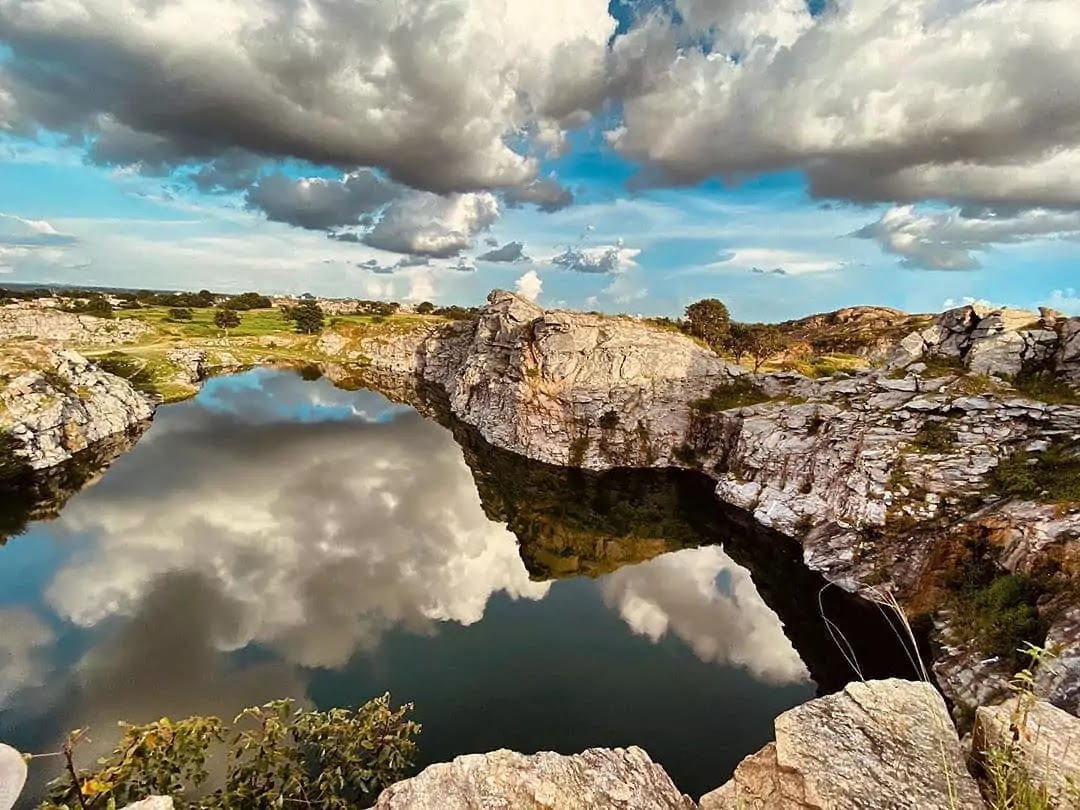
[357,291,1080,717]
[0,306,149,345]
[0,343,153,471]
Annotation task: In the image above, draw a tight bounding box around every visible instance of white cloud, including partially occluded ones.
[548,244,641,274]
[711,247,843,276]
[1041,289,1080,316]
[0,0,616,194]
[856,205,1080,270]
[610,0,1080,208]
[364,192,500,257]
[601,547,809,685]
[515,269,543,301]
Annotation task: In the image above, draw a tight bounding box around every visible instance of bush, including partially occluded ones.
[416,301,435,315]
[166,307,194,322]
[1013,369,1080,405]
[690,378,772,412]
[910,420,957,453]
[214,309,242,332]
[221,292,272,310]
[44,695,420,810]
[987,441,1080,503]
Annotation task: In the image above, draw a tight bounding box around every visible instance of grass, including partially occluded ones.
[986,440,1080,503]
[690,377,772,412]
[1012,370,1080,405]
[794,353,867,379]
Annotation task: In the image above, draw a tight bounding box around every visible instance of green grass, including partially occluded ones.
[794,353,866,379]
[1012,370,1080,405]
[117,306,296,337]
[987,440,1080,503]
[690,377,772,412]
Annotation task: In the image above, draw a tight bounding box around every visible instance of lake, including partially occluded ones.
[0,368,917,804]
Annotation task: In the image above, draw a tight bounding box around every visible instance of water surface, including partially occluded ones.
[0,369,912,803]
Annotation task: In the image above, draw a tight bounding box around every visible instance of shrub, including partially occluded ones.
[44,695,420,810]
[1012,369,1080,405]
[416,301,435,315]
[166,307,194,322]
[221,292,272,310]
[690,378,772,412]
[214,309,242,332]
[986,441,1080,503]
[599,410,620,431]
[910,420,957,453]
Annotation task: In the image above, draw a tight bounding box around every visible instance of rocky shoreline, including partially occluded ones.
[3,292,1080,806]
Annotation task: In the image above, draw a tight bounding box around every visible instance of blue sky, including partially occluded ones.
[1,0,1078,320]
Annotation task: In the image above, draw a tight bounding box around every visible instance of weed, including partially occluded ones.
[690,377,772,412]
[910,420,957,454]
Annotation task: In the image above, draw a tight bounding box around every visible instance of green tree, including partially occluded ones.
[725,322,753,363]
[166,307,193,322]
[222,292,272,310]
[741,323,788,371]
[214,309,241,335]
[291,301,325,334]
[43,695,420,810]
[684,298,730,351]
[416,301,435,315]
[72,295,114,319]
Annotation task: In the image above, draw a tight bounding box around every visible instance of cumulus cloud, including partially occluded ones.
[247,171,400,230]
[0,0,616,194]
[550,244,640,274]
[601,547,809,685]
[515,269,543,301]
[610,0,1080,209]
[0,214,81,274]
[478,241,527,263]
[503,177,574,212]
[1041,289,1080,316]
[363,192,499,257]
[854,206,1080,270]
[45,373,550,670]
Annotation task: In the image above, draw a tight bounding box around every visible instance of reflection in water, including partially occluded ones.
[0,369,911,802]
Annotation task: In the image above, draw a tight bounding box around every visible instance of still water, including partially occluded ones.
[0,369,913,803]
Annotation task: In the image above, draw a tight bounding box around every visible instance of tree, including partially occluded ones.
[214,309,241,335]
[43,695,420,810]
[166,307,193,322]
[742,323,788,371]
[725,322,753,363]
[75,295,114,319]
[416,301,435,315]
[291,301,325,334]
[222,292,272,311]
[685,298,730,351]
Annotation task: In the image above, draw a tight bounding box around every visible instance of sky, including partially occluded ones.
[0,0,1078,321]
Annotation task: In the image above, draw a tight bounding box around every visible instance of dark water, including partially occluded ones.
[0,369,917,803]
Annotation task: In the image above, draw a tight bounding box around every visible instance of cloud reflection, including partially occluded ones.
[45,373,549,671]
[601,547,810,685]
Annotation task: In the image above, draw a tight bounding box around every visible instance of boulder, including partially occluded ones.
[370,747,695,809]
[973,697,1080,807]
[699,680,985,810]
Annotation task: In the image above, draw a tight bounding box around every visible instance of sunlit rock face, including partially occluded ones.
[357,291,1080,718]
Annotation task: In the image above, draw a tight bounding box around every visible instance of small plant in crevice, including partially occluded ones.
[986,441,1080,504]
[690,377,772,412]
[910,419,957,454]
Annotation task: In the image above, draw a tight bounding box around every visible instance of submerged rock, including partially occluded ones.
[699,679,984,810]
[370,747,695,809]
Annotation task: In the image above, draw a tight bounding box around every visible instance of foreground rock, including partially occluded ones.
[700,680,984,810]
[370,747,695,810]
[0,305,149,344]
[1,345,153,469]
[973,696,1080,807]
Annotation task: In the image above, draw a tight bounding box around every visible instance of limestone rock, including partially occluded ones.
[369,747,695,810]
[0,743,27,810]
[700,680,985,810]
[120,798,174,810]
[973,697,1080,807]
[0,305,149,344]
[0,346,153,469]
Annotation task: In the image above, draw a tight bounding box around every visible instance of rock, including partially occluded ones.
[0,345,153,469]
[0,305,149,344]
[120,798,174,810]
[369,747,695,809]
[699,680,985,810]
[0,743,27,810]
[973,697,1080,807]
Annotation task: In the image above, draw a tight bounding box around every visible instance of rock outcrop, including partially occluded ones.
[973,696,1080,807]
[699,680,984,810]
[1,346,153,469]
[0,306,149,345]
[356,292,1080,716]
[370,747,695,810]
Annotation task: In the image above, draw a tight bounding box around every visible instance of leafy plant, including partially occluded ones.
[166,307,194,322]
[910,420,957,454]
[42,695,420,810]
[987,441,1080,503]
[684,298,730,351]
[213,309,242,334]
